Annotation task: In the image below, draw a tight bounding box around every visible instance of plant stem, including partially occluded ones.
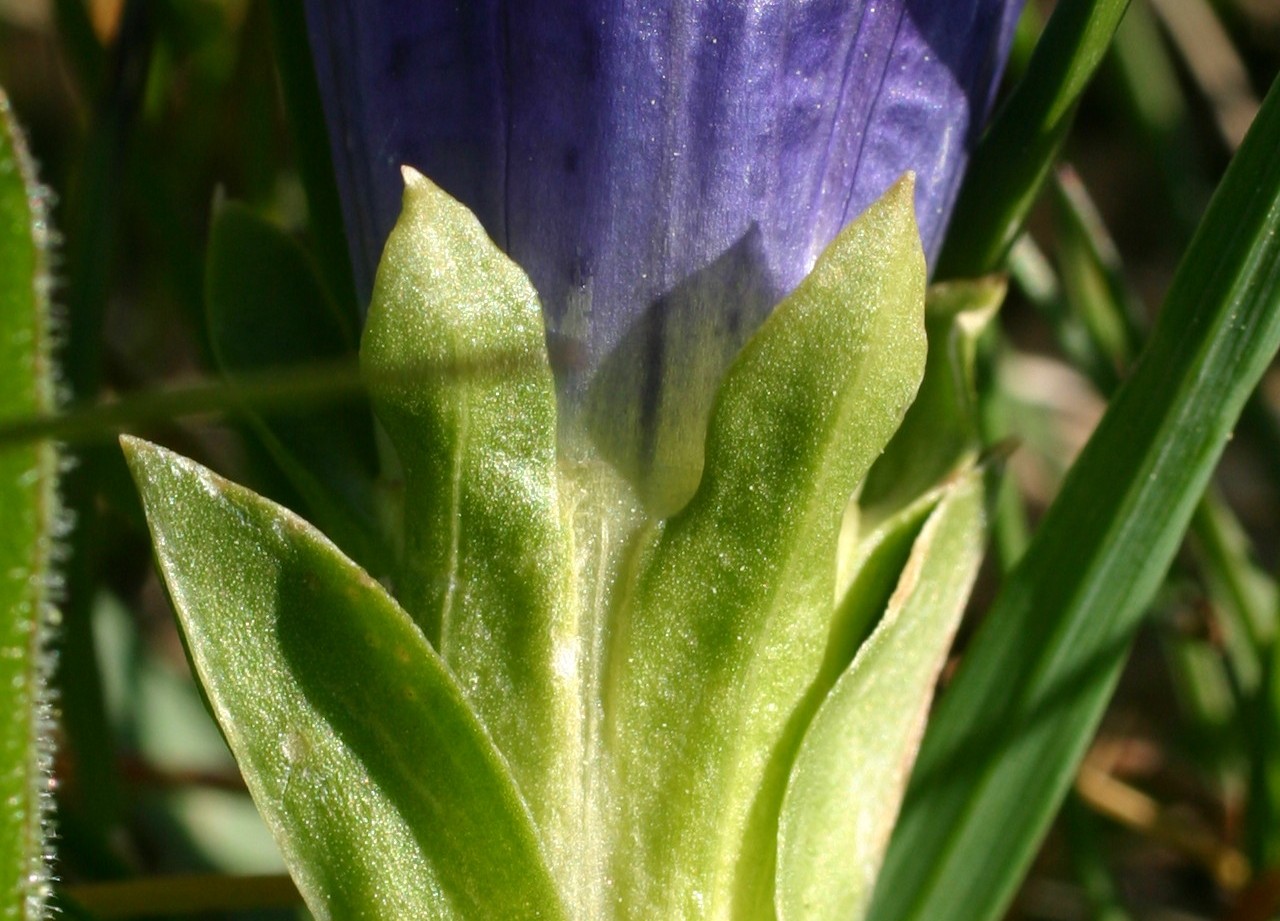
[0,362,365,448]
[61,874,300,918]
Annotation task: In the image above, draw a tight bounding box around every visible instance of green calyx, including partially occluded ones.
[125,168,994,920]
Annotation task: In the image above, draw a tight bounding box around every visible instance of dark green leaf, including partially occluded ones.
[871,75,1280,921]
[936,0,1131,278]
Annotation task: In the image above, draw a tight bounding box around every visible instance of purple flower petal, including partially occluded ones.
[306,0,1022,374]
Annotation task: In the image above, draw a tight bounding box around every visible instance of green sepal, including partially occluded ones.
[777,468,987,921]
[360,169,584,893]
[0,87,59,921]
[828,276,1001,665]
[607,175,927,918]
[582,225,774,517]
[829,485,951,701]
[859,277,1003,524]
[122,437,568,921]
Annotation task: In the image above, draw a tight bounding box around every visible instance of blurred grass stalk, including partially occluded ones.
[1034,3,1280,880]
[0,88,61,921]
[935,0,1280,909]
[871,66,1280,921]
[53,0,150,852]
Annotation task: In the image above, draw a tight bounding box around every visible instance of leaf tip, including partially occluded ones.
[118,433,157,477]
[884,170,920,237]
[400,163,427,189]
[394,163,468,231]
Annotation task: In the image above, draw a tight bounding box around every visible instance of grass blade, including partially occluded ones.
[0,88,60,921]
[935,0,1130,278]
[870,75,1280,921]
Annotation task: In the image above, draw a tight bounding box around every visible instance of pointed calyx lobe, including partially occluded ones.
[124,85,947,911]
[360,168,929,919]
[361,168,588,902]
[605,175,927,918]
[122,436,567,921]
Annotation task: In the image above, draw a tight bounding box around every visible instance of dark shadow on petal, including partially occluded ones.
[583,224,777,517]
[854,0,1021,260]
[903,0,1013,111]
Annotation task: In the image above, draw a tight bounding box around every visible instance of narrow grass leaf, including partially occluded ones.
[1048,169,1279,692]
[0,88,60,921]
[870,76,1280,921]
[1049,167,1144,392]
[1046,165,1277,848]
[265,0,359,316]
[1108,0,1206,234]
[122,437,567,921]
[936,0,1130,278]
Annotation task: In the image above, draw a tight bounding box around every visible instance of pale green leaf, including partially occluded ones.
[831,277,1000,659]
[607,176,927,919]
[777,469,986,921]
[122,437,567,921]
[359,169,593,900]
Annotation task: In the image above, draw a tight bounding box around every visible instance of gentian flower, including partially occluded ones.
[304,0,1023,374]
[119,6,1029,920]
